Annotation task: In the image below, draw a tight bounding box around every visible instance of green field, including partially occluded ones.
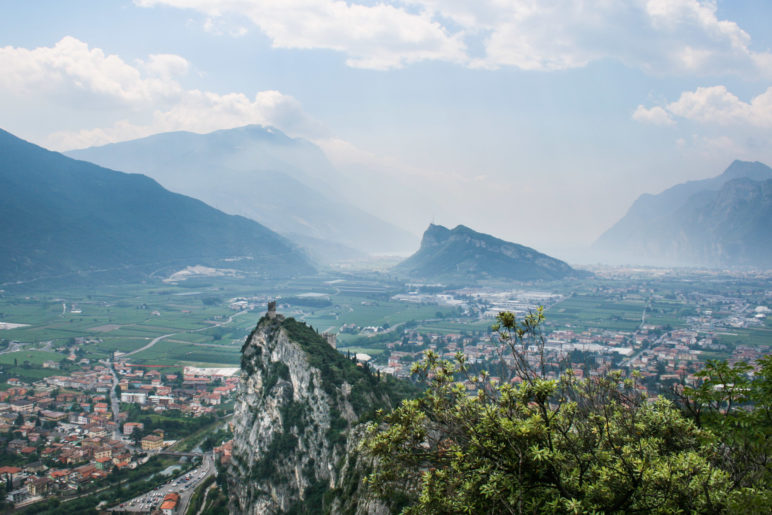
[545,294,648,332]
[715,327,772,348]
[1,269,769,374]
[416,318,494,335]
[0,350,67,365]
[127,337,242,366]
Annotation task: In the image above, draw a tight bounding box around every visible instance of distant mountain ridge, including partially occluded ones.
[394,224,584,282]
[676,177,772,266]
[595,160,772,267]
[67,125,416,256]
[0,128,314,285]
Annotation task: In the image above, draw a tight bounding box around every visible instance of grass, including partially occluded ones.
[169,418,224,452]
[0,350,67,365]
[4,367,63,380]
[416,319,494,334]
[127,337,241,365]
[717,327,772,348]
[545,294,649,332]
[301,298,455,332]
[96,337,151,353]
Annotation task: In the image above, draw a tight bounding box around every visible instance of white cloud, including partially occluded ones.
[441,0,771,75]
[632,105,675,126]
[141,53,190,79]
[634,86,772,127]
[668,86,772,127]
[0,37,326,149]
[0,36,184,107]
[202,16,248,37]
[136,0,467,70]
[635,86,772,169]
[135,0,772,75]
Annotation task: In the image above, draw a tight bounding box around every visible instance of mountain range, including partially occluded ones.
[66,125,416,257]
[394,224,584,282]
[0,128,314,285]
[595,160,772,267]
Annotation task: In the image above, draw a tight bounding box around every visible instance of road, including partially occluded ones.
[122,332,177,358]
[0,339,54,356]
[0,340,24,355]
[108,453,215,513]
[177,453,216,514]
[119,309,249,359]
[620,299,655,368]
[108,360,122,440]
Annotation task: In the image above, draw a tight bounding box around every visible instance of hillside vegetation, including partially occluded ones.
[363,310,772,513]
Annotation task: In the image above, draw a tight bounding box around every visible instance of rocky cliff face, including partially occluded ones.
[228,306,407,514]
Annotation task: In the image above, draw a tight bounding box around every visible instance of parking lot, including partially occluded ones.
[109,455,214,513]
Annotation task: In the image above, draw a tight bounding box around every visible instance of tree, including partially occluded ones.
[362,310,737,514]
[674,357,772,511]
[131,428,145,447]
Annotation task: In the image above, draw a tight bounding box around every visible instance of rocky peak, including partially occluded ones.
[395,223,583,282]
[228,304,411,514]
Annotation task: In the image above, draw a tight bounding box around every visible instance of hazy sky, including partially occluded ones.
[2,1,771,260]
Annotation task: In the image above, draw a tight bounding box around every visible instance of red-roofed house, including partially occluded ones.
[161,492,180,515]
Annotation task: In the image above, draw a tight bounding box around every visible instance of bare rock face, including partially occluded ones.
[228,306,399,514]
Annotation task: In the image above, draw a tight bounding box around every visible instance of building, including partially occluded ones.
[10,399,35,413]
[27,476,52,496]
[123,421,144,435]
[140,434,164,451]
[93,447,112,460]
[160,492,180,515]
[120,391,147,405]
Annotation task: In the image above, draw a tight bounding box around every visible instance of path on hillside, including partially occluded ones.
[195,483,217,515]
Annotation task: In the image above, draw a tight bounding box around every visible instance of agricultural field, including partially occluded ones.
[544,294,648,332]
[0,268,769,373]
[715,327,772,348]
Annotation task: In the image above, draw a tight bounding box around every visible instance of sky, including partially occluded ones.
[1,0,771,261]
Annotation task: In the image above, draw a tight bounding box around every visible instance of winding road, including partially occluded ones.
[120,310,250,359]
[122,333,177,358]
[619,298,653,368]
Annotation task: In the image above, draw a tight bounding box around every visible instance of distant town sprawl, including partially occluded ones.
[0,362,236,511]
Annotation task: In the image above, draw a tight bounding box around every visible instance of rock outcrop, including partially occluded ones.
[228,306,411,514]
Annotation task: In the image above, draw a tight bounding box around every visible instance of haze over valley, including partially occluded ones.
[1,1,771,514]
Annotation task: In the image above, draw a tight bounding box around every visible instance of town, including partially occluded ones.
[0,357,236,513]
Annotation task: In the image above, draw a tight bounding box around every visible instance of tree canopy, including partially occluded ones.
[362,309,771,514]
